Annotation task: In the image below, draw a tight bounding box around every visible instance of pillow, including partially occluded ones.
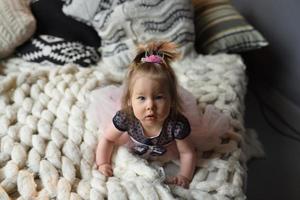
[193,0,268,54]
[17,35,100,67]
[62,0,104,25]
[16,0,102,67]
[0,0,36,59]
[94,0,195,57]
[62,0,194,81]
[29,0,101,48]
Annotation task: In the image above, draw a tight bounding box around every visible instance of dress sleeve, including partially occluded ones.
[112,111,129,132]
[173,114,191,140]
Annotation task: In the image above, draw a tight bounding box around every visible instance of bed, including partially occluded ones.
[0,0,266,199]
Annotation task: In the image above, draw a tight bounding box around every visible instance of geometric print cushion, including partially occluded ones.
[16,35,100,67]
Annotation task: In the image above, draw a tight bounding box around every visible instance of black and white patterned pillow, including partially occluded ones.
[30,0,101,48]
[17,35,100,67]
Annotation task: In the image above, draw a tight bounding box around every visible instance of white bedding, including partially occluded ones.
[0,54,264,199]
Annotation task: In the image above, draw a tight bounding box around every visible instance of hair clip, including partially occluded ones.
[141,51,163,63]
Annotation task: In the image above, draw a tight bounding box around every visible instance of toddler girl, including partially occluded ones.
[89,41,236,188]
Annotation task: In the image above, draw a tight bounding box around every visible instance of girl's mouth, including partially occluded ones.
[145,115,156,120]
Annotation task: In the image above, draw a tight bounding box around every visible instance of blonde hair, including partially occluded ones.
[121,41,182,119]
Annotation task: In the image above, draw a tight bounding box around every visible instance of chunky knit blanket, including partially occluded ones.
[0,54,264,200]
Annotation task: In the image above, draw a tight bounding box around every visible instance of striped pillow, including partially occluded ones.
[193,0,268,54]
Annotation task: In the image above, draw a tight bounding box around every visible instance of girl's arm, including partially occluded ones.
[96,122,123,176]
[166,138,196,188]
[176,138,197,180]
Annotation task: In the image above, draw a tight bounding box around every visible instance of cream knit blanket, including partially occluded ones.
[0,54,263,199]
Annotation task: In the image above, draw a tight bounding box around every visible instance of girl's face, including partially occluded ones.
[130,75,171,129]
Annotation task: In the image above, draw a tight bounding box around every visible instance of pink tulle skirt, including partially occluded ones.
[87,85,231,152]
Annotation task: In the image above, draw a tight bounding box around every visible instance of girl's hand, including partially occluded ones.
[98,163,113,177]
[165,175,190,188]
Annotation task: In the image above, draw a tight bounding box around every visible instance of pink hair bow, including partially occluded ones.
[141,54,162,63]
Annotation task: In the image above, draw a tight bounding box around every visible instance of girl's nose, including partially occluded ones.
[146,99,154,110]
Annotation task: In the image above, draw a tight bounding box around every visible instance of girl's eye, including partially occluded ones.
[155,95,163,100]
[137,96,145,101]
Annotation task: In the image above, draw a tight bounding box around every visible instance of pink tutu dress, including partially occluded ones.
[87,85,231,155]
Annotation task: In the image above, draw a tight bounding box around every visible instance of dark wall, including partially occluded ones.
[232,0,300,107]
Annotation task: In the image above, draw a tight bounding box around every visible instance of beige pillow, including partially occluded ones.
[0,0,36,59]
